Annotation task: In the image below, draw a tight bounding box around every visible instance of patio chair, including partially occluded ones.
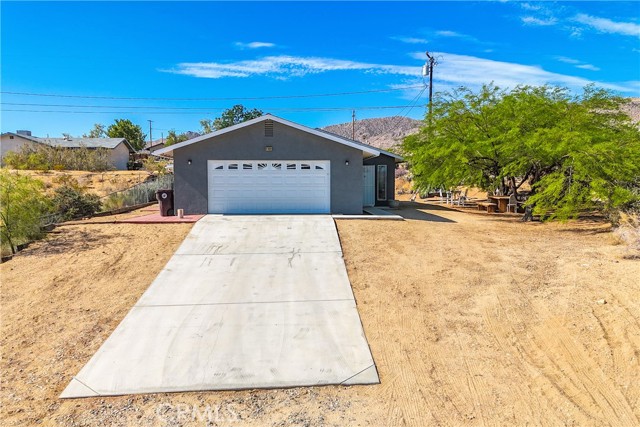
[456,189,469,206]
[438,189,445,203]
[507,193,522,213]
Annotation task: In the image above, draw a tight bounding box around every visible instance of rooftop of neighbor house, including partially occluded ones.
[2,131,135,152]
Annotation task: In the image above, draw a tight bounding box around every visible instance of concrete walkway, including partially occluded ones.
[61,215,378,398]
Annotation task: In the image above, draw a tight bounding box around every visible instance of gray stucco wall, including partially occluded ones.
[364,154,397,206]
[110,142,131,170]
[173,121,363,214]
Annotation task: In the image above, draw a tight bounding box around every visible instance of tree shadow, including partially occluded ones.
[18,227,118,258]
[394,202,457,223]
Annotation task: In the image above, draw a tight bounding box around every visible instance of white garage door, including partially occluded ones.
[208,160,331,214]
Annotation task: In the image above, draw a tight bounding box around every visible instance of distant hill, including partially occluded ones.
[623,98,640,124]
[321,116,422,150]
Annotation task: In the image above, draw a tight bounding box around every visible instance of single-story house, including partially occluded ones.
[0,131,41,162]
[0,131,135,170]
[155,114,403,215]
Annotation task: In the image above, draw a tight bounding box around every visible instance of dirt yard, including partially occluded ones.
[10,170,154,197]
[1,202,639,426]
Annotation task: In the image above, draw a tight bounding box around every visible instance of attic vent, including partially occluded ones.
[264,120,274,137]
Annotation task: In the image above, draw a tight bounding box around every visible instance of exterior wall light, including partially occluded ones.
[345,160,350,166]
[187,159,192,165]
[265,146,273,152]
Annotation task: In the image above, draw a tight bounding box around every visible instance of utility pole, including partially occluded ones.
[351,110,356,140]
[147,120,153,148]
[423,51,437,121]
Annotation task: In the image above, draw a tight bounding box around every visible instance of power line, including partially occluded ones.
[0,85,425,101]
[1,105,420,115]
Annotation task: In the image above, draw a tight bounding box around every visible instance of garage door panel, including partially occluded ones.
[208,160,330,214]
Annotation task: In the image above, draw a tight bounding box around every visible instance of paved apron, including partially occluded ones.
[62,215,378,397]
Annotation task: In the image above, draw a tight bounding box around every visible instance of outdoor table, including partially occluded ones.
[488,195,511,212]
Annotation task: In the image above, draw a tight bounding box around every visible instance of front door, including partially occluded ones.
[363,165,375,207]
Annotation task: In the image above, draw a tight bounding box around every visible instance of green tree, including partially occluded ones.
[403,84,640,221]
[0,170,51,254]
[200,105,263,133]
[107,119,147,151]
[83,123,107,138]
[165,129,189,146]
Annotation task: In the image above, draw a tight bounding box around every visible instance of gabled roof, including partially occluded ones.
[38,137,134,152]
[154,114,404,161]
[1,132,42,144]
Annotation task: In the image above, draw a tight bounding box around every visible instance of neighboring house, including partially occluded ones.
[38,137,134,170]
[0,131,41,162]
[0,131,135,170]
[155,114,403,215]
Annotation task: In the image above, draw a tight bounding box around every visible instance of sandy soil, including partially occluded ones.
[1,202,639,426]
[8,170,154,197]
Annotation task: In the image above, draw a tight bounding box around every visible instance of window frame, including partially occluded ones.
[376,164,387,201]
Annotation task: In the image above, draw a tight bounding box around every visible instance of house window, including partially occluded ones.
[377,165,387,201]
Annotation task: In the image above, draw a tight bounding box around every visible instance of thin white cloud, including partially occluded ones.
[391,36,429,44]
[556,56,580,65]
[576,64,600,71]
[408,51,631,93]
[163,52,634,95]
[235,41,276,49]
[555,56,600,71]
[436,30,463,38]
[574,13,640,37]
[521,16,558,26]
[520,3,542,11]
[165,55,419,79]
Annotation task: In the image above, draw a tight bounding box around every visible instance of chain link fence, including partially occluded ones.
[100,174,174,213]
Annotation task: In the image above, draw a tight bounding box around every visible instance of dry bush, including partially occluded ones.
[4,145,115,171]
[613,211,640,258]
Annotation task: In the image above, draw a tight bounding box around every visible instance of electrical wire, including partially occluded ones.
[0,85,425,101]
[1,105,420,115]
[0,102,418,111]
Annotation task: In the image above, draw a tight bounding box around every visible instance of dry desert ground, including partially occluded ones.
[1,201,639,426]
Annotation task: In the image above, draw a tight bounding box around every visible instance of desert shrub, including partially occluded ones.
[142,156,170,175]
[0,169,52,254]
[100,174,174,212]
[52,184,101,220]
[614,210,640,259]
[3,144,115,171]
[102,193,127,211]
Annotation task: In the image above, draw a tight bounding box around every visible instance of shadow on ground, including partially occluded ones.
[394,201,457,223]
[20,227,118,258]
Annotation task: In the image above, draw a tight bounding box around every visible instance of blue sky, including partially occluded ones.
[1,1,639,140]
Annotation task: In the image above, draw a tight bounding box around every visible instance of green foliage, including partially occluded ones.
[0,170,52,254]
[107,119,146,150]
[200,105,263,133]
[52,181,101,221]
[403,84,640,221]
[142,156,170,175]
[3,144,115,171]
[165,129,189,146]
[84,123,107,138]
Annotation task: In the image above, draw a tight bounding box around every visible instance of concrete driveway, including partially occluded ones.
[62,215,378,398]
